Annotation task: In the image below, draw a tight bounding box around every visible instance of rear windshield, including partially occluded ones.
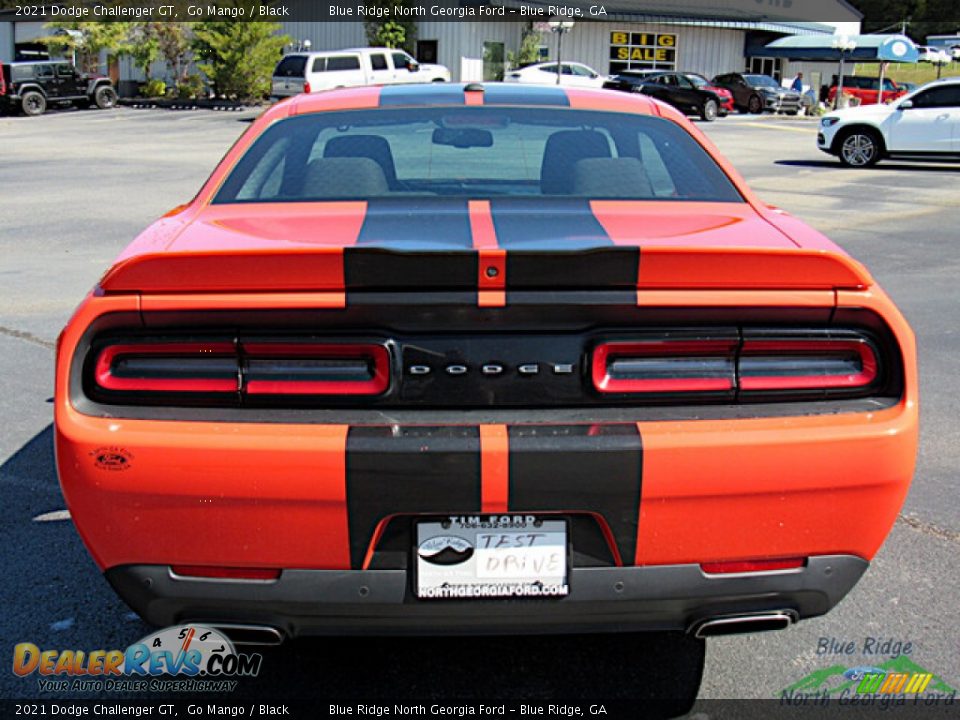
[273,56,306,78]
[214,107,743,203]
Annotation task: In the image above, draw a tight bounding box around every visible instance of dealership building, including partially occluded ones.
[1,1,862,92]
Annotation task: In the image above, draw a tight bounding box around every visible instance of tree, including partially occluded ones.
[852,0,960,40]
[127,23,160,80]
[154,22,194,85]
[507,24,543,70]
[363,1,418,52]
[39,22,133,72]
[192,19,289,100]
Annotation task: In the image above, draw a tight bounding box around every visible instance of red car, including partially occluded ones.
[828,75,907,106]
[688,72,735,114]
[56,84,917,674]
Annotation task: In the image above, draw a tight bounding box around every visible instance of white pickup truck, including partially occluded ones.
[271,47,451,98]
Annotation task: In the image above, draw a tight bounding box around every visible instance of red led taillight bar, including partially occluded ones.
[593,334,880,397]
[592,340,737,394]
[94,342,238,393]
[738,339,877,391]
[92,341,390,397]
[243,343,389,396]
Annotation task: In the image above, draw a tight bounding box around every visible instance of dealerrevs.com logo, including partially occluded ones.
[13,625,262,693]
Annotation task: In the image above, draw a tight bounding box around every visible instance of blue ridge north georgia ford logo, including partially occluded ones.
[417,536,475,566]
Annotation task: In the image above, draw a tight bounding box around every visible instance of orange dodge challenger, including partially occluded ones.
[55,84,917,647]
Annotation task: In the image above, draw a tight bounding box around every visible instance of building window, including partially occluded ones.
[609,31,677,75]
[416,40,438,64]
[747,56,783,82]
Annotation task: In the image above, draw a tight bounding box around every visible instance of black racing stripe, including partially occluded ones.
[345,250,478,291]
[505,249,640,291]
[491,199,613,250]
[491,199,639,290]
[483,84,570,106]
[346,198,476,291]
[355,199,473,249]
[379,84,466,106]
[508,424,642,565]
[345,426,482,569]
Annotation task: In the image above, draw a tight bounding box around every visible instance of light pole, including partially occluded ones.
[548,20,575,86]
[832,35,857,110]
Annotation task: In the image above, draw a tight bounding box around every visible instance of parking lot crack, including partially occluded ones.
[0,326,55,350]
[897,512,960,545]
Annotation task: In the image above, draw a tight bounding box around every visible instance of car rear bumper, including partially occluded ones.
[106,555,869,637]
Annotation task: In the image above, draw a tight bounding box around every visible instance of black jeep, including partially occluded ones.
[0,60,117,116]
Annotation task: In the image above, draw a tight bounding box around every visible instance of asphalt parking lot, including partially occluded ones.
[1,106,957,709]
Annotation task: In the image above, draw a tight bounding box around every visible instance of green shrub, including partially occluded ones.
[177,74,205,100]
[141,79,167,98]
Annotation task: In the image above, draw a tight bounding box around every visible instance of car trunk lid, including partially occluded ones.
[99,200,872,294]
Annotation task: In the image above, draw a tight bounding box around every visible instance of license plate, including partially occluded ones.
[414,515,569,599]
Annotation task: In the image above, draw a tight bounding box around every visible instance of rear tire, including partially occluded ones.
[700,99,718,122]
[747,94,763,114]
[838,128,882,167]
[21,90,46,117]
[94,85,117,110]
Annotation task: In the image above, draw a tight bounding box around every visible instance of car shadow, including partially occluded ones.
[1,426,702,715]
[776,159,960,172]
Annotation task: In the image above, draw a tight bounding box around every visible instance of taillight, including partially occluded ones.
[739,338,877,392]
[90,340,390,399]
[303,81,311,93]
[592,332,881,399]
[592,339,737,394]
[94,342,238,393]
[243,343,389,395]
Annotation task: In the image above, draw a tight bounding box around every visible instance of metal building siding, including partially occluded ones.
[280,22,366,51]
[0,22,13,63]
[416,21,469,81]
[418,21,522,82]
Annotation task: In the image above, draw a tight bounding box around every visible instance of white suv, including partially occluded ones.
[272,48,450,99]
[817,78,960,167]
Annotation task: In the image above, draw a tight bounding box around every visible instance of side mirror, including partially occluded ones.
[590,72,599,79]
[898,100,913,110]
[406,60,420,73]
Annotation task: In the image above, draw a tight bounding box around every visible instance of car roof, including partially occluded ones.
[276,82,664,120]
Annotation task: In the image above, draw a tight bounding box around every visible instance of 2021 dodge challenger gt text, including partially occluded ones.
[55,84,917,657]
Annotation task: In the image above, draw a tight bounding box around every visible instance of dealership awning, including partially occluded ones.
[760,34,919,63]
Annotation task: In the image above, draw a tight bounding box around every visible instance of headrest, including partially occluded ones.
[302,157,389,198]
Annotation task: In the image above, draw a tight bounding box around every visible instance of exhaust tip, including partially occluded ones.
[691,611,795,639]
[213,624,285,646]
